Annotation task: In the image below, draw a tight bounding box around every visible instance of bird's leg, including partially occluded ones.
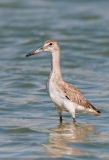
[56,106,63,123]
[73,118,76,123]
[70,110,76,123]
[60,115,63,123]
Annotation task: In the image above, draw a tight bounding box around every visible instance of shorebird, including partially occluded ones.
[26,40,101,123]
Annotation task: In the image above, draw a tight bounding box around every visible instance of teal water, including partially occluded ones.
[0,0,109,159]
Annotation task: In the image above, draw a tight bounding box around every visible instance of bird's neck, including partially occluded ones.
[50,50,62,81]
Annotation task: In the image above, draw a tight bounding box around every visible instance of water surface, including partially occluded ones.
[0,0,109,159]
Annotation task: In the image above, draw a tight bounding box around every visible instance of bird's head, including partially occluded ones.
[26,40,60,57]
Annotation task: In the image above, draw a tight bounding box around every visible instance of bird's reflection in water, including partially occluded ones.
[43,122,95,157]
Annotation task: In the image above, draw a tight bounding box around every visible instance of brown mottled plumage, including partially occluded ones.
[26,39,101,123]
[56,81,100,115]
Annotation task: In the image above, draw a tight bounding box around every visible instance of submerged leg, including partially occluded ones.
[73,118,76,123]
[72,112,76,123]
[69,109,76,123]
[56,105,63,123]
[60,115,63,123]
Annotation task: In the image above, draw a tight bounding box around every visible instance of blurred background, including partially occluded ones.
[0,0,109,159]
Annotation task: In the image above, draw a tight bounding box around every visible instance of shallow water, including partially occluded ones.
[0,0,109,159]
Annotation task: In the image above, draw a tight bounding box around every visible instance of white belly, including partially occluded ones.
[47,80,66,108]
[47,81,64,106]
[47,80,76,113]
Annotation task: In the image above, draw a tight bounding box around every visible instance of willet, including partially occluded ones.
[26,40,101,123]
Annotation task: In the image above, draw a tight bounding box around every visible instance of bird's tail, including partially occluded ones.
[89,103,101,116]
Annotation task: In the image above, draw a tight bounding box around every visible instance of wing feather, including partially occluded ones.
[57,81,100,115]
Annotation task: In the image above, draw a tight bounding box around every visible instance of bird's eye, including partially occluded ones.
[49,43,52,46]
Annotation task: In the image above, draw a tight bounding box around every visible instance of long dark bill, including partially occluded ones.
[26,47,43,57]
